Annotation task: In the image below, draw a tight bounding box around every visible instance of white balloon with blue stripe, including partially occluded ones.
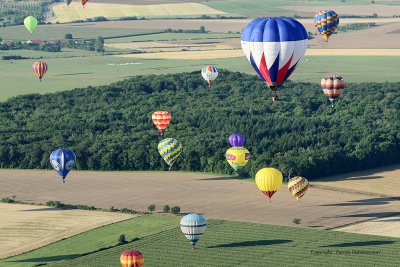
[50,148,76,183]
[180,213,206,249]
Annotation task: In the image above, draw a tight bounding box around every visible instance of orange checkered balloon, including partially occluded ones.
[152,111,171,135]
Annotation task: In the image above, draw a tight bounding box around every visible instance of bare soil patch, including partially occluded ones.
[1,170,400,232]
[0,203,135,259]
[336,216,400,238]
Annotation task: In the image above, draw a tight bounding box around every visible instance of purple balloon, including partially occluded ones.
[229,134,245,147]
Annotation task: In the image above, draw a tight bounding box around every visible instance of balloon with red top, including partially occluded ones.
[152,111,171,135]
[120,250,144,267]
[321,75,345,107]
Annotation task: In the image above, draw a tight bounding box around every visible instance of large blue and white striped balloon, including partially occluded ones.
[50,148,76,183]
[241,17,308,99]
[180,213,206,249]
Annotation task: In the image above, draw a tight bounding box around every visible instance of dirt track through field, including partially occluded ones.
[336,216,400,238]
[1,170,400,231]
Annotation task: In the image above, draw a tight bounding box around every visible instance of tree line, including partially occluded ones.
[0,70,399,181]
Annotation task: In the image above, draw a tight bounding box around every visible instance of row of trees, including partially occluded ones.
[1,70,400,180]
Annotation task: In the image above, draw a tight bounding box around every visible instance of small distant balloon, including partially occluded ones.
[120,250,144,267]
[255,168,282,202]
[32,61,48,82]
[180,213,206,250]
[321,75,345,107]
[201,65,218,87]
[229,134,245,147]
[152,111,171,135]
[64,0,72,6]
[314,10,339,41]
[50,148,76,183]
[288,176,309,202]
[24,16,38,34]
[158,138,182,170]
[225,147,250,171]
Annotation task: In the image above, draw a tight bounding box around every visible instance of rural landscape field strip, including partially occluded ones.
[47,220,400,266]
[337,216,400,238]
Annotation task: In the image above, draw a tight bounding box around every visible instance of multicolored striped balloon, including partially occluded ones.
[201,65,218,87]
[255,168,282,202]
[50,148,76,183]
[180,213,206,249]
[120,250,144,267]
[158,138,182,170]
[32,61,48,81]
[321,75,345,107]
[314,10,339,41]
[152,111,171,135]
[241,17,308,101]
[288,176,309,202]
[81,0,88,6]
[226,147,250,171]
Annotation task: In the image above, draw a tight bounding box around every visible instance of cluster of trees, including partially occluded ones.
[64,36,105,52]
[0,70,400,181]
[165,26,208,33]
[337,23,377,32]
[0,41,61,52]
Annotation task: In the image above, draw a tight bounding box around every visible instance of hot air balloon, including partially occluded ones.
[229,134,245,147]
[241,17,308,101]
[32,61,48,81]
[50,148,76,183]
[64,0,72,6]
[24,16,38,34]
[158,138,182,170]
[314,10,339,42]
[152,111,171,135]
[120,250,144,267]
[255,168,282,202]
[321,75,345,107]
[288,176,309,203]
[225,147,250,171]
[201,65,218,87]
[82,0,88,7]
[180,213,206,250]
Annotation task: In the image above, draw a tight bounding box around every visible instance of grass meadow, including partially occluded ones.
[24,218,400,267]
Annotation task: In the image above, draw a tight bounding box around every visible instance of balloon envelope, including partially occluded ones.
[180,213,206,249]
[201,65,218,87]
[82,0,88,6]
[64,0,72,5]
[32,61,48,81]
[229,134,245,147]
[152,111,171,135]
[255,168,283,200]
[226,147,250,171]
[158,138,182,168]
[241,17,308,99]
[321,75,345,107]
[120,250,144,267]
[24,16,38,33]
[288,176,309,201]
[50,148,76,183]
[314,10,339,41]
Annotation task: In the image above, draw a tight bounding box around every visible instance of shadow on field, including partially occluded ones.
[199,176,241,181]
[375,217,400,222]
[207,239,292,248]
[320,197,400,206]
[21,208,62,212]
[340,212,400,218]
[320,241,396,248]
[54,73,93,76]
[9,254,82,262]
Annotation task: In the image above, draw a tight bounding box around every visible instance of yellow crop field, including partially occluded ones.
[50,2,226,23]
[0,203,135,259]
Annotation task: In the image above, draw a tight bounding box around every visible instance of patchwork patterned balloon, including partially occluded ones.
[314,10,339,41]
[152,111,171,135]
[50,148,76,183]
[225,147,250,171]
[180,213,206,250]
[255,168,282,202]
[158,138,182,170]
[288,176,310,202]
[321,75,345,107]
[229,134,245,147]
[120,250,144,267]
[241,17,308,101]
[201,65,218,87]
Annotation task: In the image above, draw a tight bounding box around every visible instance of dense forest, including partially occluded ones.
[0,70,400,181]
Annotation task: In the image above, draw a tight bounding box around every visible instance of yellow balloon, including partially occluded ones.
[288,176,309,201]
[225,147,250,171]
[255,168,282,200]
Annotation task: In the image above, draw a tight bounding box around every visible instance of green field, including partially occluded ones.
[32,219,400,267]
[1,215,180,267]
[0,53,399,101]
[0,25,160,41]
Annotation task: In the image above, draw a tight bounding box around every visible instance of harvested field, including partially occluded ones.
[1,170,400,231]
[312,164,400,197]
[0,203,135,259]
[51,2,225,23]
[282,5,400,17]
[337,216,400,238]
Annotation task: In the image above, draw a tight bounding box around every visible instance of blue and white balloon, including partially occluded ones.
[180,214,206,249]
[50,148,76,183]
[241,17,308,101]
